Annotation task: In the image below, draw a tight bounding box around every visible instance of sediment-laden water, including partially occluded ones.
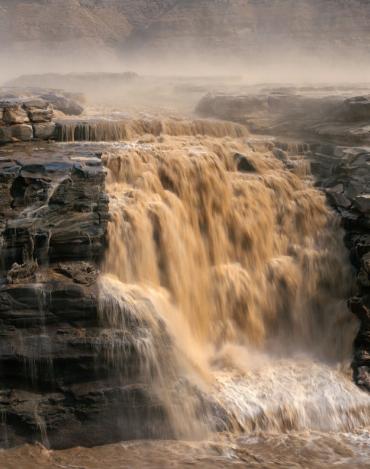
[96,132,370,458]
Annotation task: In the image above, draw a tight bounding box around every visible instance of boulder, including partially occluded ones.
[9,124,33,141]
[22,99,49,109]
[2,104,29,124]
[6,261,38,284]
[272,148,288,162]
[354,194,370,214]
[33,122,56,139]
[234,153,257,172]
[55,261,98,285]
[326,187,352,209]
[40,94,83,116]
[362,252,370,274]
[27,106,54,123]
[342,96,370,121]
[0,126,12,144]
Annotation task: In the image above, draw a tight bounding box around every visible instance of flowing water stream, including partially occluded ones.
[1,125,370,467]
[90,130,370,465]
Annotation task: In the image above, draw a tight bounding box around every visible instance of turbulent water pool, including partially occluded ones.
[1,430,370,468]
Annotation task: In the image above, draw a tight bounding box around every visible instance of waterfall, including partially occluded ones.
[54,118,248,142]
[97,131,370,437]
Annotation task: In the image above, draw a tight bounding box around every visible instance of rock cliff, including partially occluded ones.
[0,144,134,449]
[1,0,370,60]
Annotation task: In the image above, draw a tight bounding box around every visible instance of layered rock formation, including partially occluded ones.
[0,100,54,144]
[2,1,370,63]
[0,144,134,448]
[197,91,370,145]
[271,142,370,391]
[0,92,85,144]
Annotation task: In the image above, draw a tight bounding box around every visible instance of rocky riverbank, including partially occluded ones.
[0,90,84,145]
[310,145,370,390]
[0,143,156,448]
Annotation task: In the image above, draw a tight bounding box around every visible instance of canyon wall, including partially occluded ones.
[2,0,370,73]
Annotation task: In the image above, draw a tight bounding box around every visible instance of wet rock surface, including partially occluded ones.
[271,141,370,391]
[196,90,370,146]
[0,143,155,448]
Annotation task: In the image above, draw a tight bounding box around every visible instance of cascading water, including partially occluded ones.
[55,117,248,142]
[97,130,370,438]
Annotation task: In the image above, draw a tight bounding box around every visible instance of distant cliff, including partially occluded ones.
[1,0,370,60]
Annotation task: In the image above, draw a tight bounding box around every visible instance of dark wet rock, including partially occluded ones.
[354,366,370,391]
[341,96,370,122]
[354,194,370,214]
[0,145,108,269]
[0,143,140,449]
[55,262,98,286]
[6,261,38,285]
[234,153,257,172]
[326,186,352,209]
[297,142,370,392]
[272,148,288,162]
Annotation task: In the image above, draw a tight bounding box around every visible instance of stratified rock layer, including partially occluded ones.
[196,91,370,145]
[0,144,165,448]
[0,100,54,144]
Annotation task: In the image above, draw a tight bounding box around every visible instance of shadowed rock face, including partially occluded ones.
[0,144,144,449]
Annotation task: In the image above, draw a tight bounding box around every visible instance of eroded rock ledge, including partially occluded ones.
[0,91,84,145]
[0,144,128,448]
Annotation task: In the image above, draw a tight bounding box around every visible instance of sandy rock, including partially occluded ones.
[40,94,83,116]
[27,105,54,123]
[9,124,33,141]
[6,261,38,284]
[33,122,56,139]
[3,104,30,125]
